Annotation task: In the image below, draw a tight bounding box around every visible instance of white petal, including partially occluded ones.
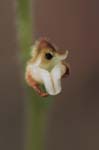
[51,63,66,95]
[29,64,56,95]
[39,69,56,95]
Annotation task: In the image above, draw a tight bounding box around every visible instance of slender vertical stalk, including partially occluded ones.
[17,0,53,150]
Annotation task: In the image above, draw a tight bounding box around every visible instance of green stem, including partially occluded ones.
[17,0,53,150]
[27,90,52,150]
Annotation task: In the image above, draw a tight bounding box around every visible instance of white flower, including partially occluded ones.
[25,39,70,97]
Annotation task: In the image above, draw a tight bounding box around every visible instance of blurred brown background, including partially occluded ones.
[34,0,99,150]
[0,0,99,150]
[0,0,25,150]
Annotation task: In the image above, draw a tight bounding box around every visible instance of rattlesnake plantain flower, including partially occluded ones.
[25,38,70,97]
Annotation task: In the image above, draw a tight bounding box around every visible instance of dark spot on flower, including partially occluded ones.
[45,53,53,60]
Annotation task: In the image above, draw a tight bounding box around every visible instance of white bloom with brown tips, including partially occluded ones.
[25,39,70,97]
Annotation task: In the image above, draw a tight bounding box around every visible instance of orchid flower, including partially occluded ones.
[25,39,70,97]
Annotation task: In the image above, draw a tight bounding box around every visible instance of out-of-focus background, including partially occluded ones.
[0,0,99,150]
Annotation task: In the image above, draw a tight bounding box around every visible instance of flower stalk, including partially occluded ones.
[17,0,52,150]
